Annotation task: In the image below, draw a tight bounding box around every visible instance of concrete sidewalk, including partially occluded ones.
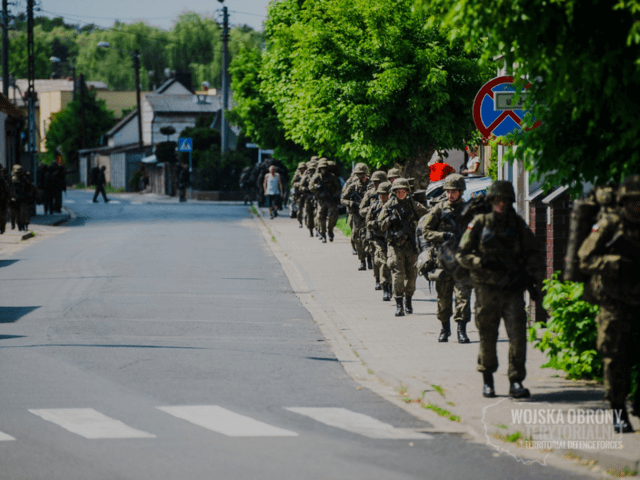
[251,206,639,477]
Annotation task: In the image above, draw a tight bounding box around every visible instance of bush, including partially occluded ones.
[528,272,601,380]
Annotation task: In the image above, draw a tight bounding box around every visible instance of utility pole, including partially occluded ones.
[79,74,86,150]
[1,0,9,98]
[221,6,229,155]
[27,0,37,181]
[133,49,142,149]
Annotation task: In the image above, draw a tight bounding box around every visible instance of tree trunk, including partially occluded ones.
[397,145,434,191]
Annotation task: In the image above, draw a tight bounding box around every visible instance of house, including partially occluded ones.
[0,92,24,171]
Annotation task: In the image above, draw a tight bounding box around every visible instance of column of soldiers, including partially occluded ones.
[288,157,639,432]
[0,165,38,232]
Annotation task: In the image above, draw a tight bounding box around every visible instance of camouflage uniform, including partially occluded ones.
[310,158,342,242]
[456,181,543,398]
[577,175,640,433]
[301,158,318,237]
[365,181,393,300]
[360,171,388,287]
[0,167,9,234]
[421,174,472,343]
[341,164,370,268]
[342,167,365,254]
[378,178,428,316]
[291,162,308,228]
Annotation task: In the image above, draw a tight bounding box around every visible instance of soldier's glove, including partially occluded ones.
[481,258,505,272]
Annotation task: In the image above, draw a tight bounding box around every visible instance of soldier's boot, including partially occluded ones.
[382,284,391,301]
[328,231,334,242]
[358,260,367,271]
[309,228,314,238]
[456,321,471,344]
[374,276,382,291]
[482,373,496,398]
[352,248,357,255]
[509,381,531,399]
[394,297,405,317]
[404,295,413,314]
[613,405,635,434]
[367,255,373,270]
[321,234,327,244]
[438,321,451,342]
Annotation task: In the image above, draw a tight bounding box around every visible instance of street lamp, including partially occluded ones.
[97,41,143,149]
[50,56,77,100]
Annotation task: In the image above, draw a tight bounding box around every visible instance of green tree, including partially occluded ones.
[416,0,640,195]
[228,46,308,171]
[6,27,52,79]
[45,88,116,166]
[259,0,491,185]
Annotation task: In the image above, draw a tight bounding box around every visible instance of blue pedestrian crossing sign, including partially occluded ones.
[178,138,193,152]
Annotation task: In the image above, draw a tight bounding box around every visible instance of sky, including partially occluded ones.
[34,0,271,32]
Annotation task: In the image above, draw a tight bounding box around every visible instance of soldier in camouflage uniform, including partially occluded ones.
[0,166,9,234]
[421,174,472,343]
[456,181,544,398]
[578,175,640,433]
[291,162,307,228]
[378,178,428,316]
[301,157,319,237]
[310,158,342,243]
[341,163,370,269]
[387,168,401,186]
[342,164,367,255]
[360,171,388,288]
[366,181,393,301]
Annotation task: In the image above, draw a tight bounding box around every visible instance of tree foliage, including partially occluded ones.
[252,0,491,175]
[416,0,640,194]
[45,89,116,165]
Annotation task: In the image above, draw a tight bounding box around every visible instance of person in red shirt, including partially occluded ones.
[429,156,455,182]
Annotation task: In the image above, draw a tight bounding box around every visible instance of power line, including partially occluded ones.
[229,10,266,18]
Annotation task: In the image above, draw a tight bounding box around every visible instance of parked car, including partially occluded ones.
[423,176,492,207]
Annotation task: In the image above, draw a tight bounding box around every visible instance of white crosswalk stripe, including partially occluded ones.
[285,407,433,439]
[28,409,156,439]
[64,199,75,203]
[157,405,298,437]
[0,431,16,441]
[109,200,121,204]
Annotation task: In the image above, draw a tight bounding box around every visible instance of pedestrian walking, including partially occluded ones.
[263,165,283,219]
[93,166,110,203]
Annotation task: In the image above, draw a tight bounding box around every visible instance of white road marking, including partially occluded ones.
[64,200,75,203]
[157,405,298,437]
[285,407,433,439]
[28,409,156,439]
[108,200,121,204]
[0,431,16,441]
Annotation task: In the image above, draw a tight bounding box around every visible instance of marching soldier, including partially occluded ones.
[360,171,388,289]
[456,181,544,399]
[310,158,342,243]
[341,163,370,269]
[365,181,393,301]
[301,157,319,237]
[378,178,428,316]
[0,166,8,233]
[577,175,640,433]
[291,162,308,228]
[342,163,367,255]
[421,174,472,343]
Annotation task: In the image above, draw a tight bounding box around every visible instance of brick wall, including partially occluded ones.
[529,197,548,324]
[545,191,572,278]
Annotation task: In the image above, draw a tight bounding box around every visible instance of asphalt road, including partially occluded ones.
[0,191,583,479]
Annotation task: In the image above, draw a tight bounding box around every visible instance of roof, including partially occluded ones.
[0,79,109,94]
[145,94,220,113]
[105,108,138,138]
[156,78,192,94]
[78,142,147,156]
[0,92,23,118]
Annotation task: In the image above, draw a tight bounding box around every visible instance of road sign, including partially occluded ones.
[178,138,193,152]
[472,76,541,142]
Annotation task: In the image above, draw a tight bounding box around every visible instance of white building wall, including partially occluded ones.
[108,114,139,147]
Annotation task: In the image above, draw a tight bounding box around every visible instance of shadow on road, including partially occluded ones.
[0,306,40,324]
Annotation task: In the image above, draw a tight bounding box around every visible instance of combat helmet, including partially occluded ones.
[444,173,466,192]
[377,181,392,195]
[371,171,387,183]
[617,175,640,203]
[298,162,307,169]
[486,180,515,201]
[387,168,402,179]
[353,163,369,176]
[310,155,319,162]
[390,177,411,192]
[317,158,330,169]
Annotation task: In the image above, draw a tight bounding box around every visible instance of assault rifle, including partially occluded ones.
[388,205,418,251]
[349,189,364,209]
[480,228,539,301]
